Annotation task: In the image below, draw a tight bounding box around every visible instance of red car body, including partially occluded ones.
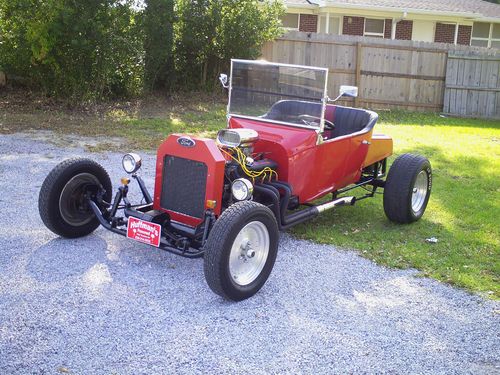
[152,104,393,228]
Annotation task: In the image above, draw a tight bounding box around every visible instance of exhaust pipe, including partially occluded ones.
[281,195,355,230]
[255,183,355,230]
[315,196,355,213]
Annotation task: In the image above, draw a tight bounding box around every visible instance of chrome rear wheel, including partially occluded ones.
[411,170,429,214]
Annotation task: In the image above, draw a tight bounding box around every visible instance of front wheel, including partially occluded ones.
[383,154,432,223]
[38,158,112,238]
[203,201,279,301]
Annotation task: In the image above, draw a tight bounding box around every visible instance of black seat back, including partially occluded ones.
[263,100,378,138]
[332,105,378,138]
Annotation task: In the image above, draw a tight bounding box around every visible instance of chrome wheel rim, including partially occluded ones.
[412,170,429,213]
[59,173,99,226]
[229,221,270,286]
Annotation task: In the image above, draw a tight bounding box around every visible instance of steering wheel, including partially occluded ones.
[297,114,335,130]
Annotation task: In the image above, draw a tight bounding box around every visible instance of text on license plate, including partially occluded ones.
[126,216,161,247]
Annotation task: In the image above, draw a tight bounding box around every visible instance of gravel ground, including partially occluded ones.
[0,132,498,375]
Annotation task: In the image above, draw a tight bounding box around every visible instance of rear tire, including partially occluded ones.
[383,154,432,223]
[203,201,279,301]
[38,158,112,238]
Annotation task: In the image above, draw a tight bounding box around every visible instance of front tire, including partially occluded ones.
[383,154,432,223]
[38,158,112,238]
[203,201,279,301]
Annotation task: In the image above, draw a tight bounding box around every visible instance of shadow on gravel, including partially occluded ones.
[26,235,108,283]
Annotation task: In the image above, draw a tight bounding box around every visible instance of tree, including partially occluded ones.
[143,0,174,91]
[174,0,284,89]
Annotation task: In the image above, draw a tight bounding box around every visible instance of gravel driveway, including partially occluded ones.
[0,133,498,375]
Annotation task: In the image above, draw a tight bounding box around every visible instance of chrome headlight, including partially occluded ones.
[231,178,253,201]
[122,153,142,174]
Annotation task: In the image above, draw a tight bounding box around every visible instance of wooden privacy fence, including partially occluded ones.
[444,53,500,118]
[261,32,500,119]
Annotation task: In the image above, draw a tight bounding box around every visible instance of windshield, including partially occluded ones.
[228,60,328,129]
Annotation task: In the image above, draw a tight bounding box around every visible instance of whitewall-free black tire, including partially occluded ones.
[203,201,279,301]
[383,154,432,223]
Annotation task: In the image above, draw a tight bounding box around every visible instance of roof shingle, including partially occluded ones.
[285,0,500,19]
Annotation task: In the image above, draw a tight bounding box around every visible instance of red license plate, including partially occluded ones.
[126,216,161,247]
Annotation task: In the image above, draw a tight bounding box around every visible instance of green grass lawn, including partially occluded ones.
[2,93,499,298]
[294,111,500,298]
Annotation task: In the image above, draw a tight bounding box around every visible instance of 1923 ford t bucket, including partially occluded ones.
[39,60,432,300]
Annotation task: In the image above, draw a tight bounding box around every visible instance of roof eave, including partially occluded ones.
[286,4,318,10]
[475,16,500,23]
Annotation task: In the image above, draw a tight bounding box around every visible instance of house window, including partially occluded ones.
[318,15,341,35]
[493,24,500,49]
[364,18,385,38]
[281,13,299,30]
[471,22,500,48]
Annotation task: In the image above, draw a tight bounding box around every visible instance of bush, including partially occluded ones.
[0,0,144,101]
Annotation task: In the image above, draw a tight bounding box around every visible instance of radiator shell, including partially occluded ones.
[153,135,226,227]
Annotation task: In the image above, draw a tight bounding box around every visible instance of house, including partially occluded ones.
[282,0,500,48]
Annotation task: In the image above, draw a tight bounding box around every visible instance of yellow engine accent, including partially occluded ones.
[219,146,278,182]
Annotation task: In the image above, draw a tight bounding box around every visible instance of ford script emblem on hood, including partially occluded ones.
[177,136,196,148]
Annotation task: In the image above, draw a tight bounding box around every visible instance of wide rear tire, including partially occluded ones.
[383,154,432,223]
[38,158,112,238]
[203,201,279,301]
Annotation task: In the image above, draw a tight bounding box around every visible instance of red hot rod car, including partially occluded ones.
[39,60,432,300]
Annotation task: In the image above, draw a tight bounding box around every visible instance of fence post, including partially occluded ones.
[355,42,362,107]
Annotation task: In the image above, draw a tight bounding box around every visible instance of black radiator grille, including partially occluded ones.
[161,155,208,218]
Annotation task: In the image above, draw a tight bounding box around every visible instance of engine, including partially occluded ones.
[216,128,278,204]
[217,128,278,171]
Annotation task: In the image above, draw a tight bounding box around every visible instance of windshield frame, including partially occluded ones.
[227,59,329,132]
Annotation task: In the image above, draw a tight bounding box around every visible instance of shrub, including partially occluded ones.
[0,0,144,101]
